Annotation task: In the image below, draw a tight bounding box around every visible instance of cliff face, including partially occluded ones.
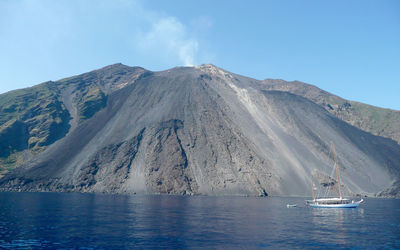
[0,64,399,197]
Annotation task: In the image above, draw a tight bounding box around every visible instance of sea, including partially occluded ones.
[0,192,399,249]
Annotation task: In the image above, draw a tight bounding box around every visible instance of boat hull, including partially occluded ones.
[309,202,361,208]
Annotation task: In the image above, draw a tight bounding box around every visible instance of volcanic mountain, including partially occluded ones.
[0,63,399,197]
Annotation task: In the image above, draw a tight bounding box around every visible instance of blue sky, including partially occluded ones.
[0,0,399,110]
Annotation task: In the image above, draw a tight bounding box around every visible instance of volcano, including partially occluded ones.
[0,63,399,197]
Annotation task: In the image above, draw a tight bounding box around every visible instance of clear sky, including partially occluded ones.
[1,0,399,110]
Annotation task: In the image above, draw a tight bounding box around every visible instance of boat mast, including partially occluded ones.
[331,142,342,199]
[311,178,316,201]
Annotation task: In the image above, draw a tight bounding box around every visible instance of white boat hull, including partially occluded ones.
[309,199,363,208]
[310,202,361,208]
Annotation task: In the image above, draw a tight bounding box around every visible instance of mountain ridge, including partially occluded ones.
[259,79,400,144]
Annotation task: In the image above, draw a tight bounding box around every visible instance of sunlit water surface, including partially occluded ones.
[0,192,399,249]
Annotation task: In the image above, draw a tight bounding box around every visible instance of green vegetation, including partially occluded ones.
[0,119,28,157]
[0,82,53,126]
[0,152,24,175]
[346,101,400,143]
[77,87,107,121]
[323,97,399,144]
[319,94,400,144]
[58,71,108,122]
[263,81,400,144]
[0,65,134,174]
[0,82,70,172]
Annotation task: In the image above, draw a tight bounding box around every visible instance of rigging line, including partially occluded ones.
[316,144,332,199]
[324,143,336,198]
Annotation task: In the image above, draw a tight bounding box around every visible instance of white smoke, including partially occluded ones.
[0,0,212,94]
[137,16,199,66]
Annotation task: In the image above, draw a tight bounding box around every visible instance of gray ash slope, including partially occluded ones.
[1,64,399,197]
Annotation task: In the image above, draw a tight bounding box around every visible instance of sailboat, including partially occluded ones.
[306,142,364,208]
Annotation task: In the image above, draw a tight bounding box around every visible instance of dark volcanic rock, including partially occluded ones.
[0,64,399,197]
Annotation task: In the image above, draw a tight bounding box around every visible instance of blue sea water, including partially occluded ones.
[0,192,399,249]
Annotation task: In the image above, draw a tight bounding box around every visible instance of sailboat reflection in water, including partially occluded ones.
[306,142,364,208]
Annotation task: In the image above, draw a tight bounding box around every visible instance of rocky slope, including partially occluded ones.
[260,79,400,145]
[0,64,145,176]
[0,64,399,197]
